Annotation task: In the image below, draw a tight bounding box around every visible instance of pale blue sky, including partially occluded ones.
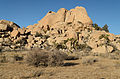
[0,0,120,34]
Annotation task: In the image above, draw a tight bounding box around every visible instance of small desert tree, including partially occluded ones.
[102,24,109,32]
[92,23,102,30]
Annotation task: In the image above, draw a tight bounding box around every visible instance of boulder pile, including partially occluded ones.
[0,20,27,51]
[0,6,120,54]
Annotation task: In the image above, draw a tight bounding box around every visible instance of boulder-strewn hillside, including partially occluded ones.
[1,6,120,79]
[0,6,120,54]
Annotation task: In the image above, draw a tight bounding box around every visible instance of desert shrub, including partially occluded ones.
[82,56,98,65]
[95,51,120,60]
[92,23,102,30]
[25,48,67,67]
[35,32,43,37]
[102,24,109,32]
[113,50,120,55]
[20,70,44,78]
[14,55,23,61]
[53,42,67,49]
[79,44,91,50]
[0,55,6,63]
[108,53,120,60]
[99,34,110,42]
[65,55,79,60]
[64,38,86,50]
[117,40,120,43]
[16,39,27,45]
[73,44,92,52]
[66,38,92,51]
[99,53,109,58]
[64,38,76,44]
[114,61,120,68]
[54,38,92,51]
[79,51,91,57]
[0,55,15,63]
[107,43,118,52]
[48,49,67,66]
[0,52,24,63]
[0,47,2,52]
[43,35,50,39]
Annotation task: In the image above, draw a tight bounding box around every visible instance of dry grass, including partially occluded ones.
[0,51,24,63]
[1,49,120,79]
[1,52,120,79]
[25,48,67,67]
[81,56,98,65]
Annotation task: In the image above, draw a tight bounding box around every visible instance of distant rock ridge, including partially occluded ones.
[26,6,93,35]
[28,6,93,28]
[0,20,20,31]
[0,6,120,54]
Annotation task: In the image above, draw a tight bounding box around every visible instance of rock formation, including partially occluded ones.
[0,6,120,54]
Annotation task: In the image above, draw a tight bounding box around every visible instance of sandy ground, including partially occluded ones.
[1,56,120,79]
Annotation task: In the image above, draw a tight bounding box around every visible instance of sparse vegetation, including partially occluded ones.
[35,32,50,40]
[35,32,43,37]
[0,55,6,63]
[99,34,110,42]
[0,51,24,63]
[93,23,109,32]
[53,42,67,49]
[82,56,98,65]
[92,23,102,30]
[25,48,67,67]
[64,38,92,51]
[1,6,120,79]
[114,61,120,68]
[102,24,109,32]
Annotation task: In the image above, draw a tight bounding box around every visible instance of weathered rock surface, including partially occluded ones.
[92,45,113,54]
[0,6,120,54]
[0,24,8,31]
[65,6,93,24]
[10,30,20,38]
[0,20,20,31]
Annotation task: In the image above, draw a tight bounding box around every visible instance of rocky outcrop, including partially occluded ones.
[0,20,20,31]
[38,8,68,27]
[91,45,113,54]
[26,6,93,36]
[65,6,93,24]
[0,6,120,54]
[37,6,92,27]
[0,20,27,51]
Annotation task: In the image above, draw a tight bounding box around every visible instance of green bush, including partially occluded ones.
[99,34,110,42]
[63,38,92,51]
[102,24,109,32]
[92,23,102,30]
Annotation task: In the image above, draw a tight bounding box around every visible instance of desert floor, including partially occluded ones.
[1,53,120,79]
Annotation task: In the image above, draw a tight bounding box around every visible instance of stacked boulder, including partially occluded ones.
[0,20,27,51]
[25,6,94,50]
[0,6,120,54]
